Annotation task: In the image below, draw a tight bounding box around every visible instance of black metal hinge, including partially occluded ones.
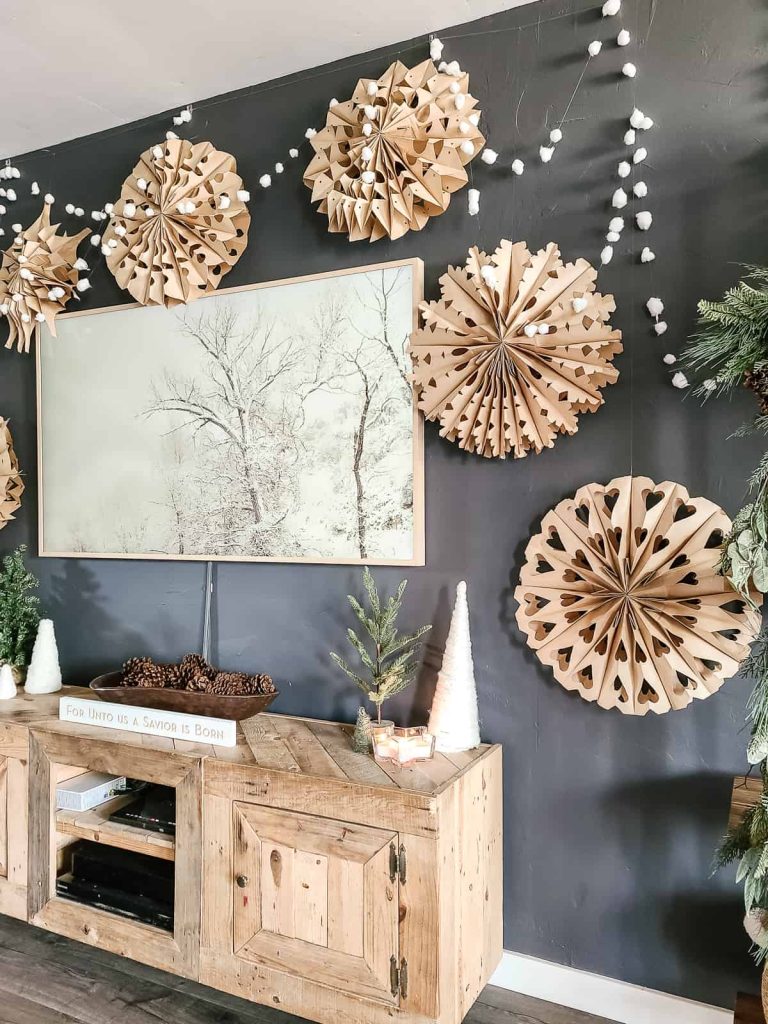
[390,955,408,998]
[388,841,407,883]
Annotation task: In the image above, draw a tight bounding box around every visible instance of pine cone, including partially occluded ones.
[745,368,768,415]
[122,656,153,686]
[205,671,275,696]
[179,653,214,685]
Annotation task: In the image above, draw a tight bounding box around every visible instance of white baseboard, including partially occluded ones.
[490,949,732,1024]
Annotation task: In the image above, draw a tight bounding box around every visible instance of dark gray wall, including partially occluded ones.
[1,0,765,1007]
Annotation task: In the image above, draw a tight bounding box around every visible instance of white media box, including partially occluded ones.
[56,770,127,811]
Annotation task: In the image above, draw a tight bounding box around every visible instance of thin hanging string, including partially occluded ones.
[202,560,214,662]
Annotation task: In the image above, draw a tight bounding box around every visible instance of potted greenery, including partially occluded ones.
[0,546,40,684]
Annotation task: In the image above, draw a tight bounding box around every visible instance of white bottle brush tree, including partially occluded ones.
[428,581,480,753]
[330,568,431,725]
[25,619,62,694]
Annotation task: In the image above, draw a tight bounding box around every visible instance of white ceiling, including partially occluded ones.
[1,0,539,159]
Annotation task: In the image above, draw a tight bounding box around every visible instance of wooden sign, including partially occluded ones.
[59,696,237,747]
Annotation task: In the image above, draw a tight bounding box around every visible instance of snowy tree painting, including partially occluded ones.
[38,260,424,564]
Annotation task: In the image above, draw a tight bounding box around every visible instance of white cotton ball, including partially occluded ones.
[166,131,179,140]
[11,293,22,303]
[90,234,101,246]
[446,60,461,76]
[44,193,54,204]
[540,145,554,163]
[663,353,676,364]
[115,225,127,236]
[91,210,101,221]
[289,148,299,158]
[511,159,525,175]
[612,187,628,209]
[13,236,21,245]
[237,189,250,202]
[11,168,19,179]
[468,112,480,126]
[622,63,637,78]
[367,81,378,96]
[430,37,444,61]
[636,210,653,231]
[438,61,448,72]
[176,202,186,214]
[361,146,373,162]
[101,244,111,255]
[305,128,316,139]
[17,255,27,264]
[275,162,284,173]
[144,206,156,217]
[329,98,338,108]
[523,323,538,338]
[0,205,5,215]
[123,202,136,217]
[617,29,631,45]
[655,321,668,335]
[47,289,58,301]
[259,174,272,188]
[459,121,471,134]
[74,258,88,271]
[449,81,460,94]
[481,149,498,165]
[35,313,46,322]
[588,40,602,57]
[601,245,614,265]
[136,178,148,191]
[646,296,664,317]
[19,268,33,281]
[182,201,195,213]
[20,313,30,323]
[550,127,563,144]
[179,108,192,123]
[460,140,474,156]
[362,123,373,137]
[108,238,118,248]
[364,104,376,119]
[634,147,647,164]
[606,231,621,243]
[480,265,497,289]
[641,116,654,131]
[31,181,40,195]
[11,223,21,233]
[609,216,625,232]
[630,107,645,129]
[538,323,550,335]
[65,203,75,214]
[602,0,621,14]
[641,247,655,263]
[76,277,91,292]
[467,188,480,215]
[75,207,84,217]
[152,146,163,159]
[633,180,648,197]
[572,297,588,313]
[454,93,466,110]
[624,129,636,146]
[173,116,183,126]
[671,371,688,389]
[361,170,375,184]
[0,188,6,197]
[617,160,631,178]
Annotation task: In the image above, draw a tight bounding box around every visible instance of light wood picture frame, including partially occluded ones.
[36,258,424,566]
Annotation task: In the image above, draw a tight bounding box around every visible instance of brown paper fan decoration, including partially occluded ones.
[0,205,90,354]
[409,240,623,459]
[304,59,485,242]
[0,418,23,527]
[102,139,250,307]
[514,476,762,715]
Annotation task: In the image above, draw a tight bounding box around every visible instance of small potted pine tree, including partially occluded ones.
[0,546,40,684]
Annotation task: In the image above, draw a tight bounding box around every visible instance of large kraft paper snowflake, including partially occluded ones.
[0,419,23,528]
[102,139,250,307]
[409,240,623,459]
[304,59,484,242]
[515,476,762,715]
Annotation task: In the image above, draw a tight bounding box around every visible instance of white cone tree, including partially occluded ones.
[24,619,62,694]
[0,663,17,700]
[428,581,480,752]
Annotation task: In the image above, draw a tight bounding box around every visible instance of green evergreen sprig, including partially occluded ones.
[0,546,40,668]
[330,567,431,723]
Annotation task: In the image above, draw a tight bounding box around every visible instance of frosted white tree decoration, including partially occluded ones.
[24,619,62,694]
[428,581,480,752]
[0,663,17,700]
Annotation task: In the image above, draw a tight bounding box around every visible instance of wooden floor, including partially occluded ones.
[0,913,617,1024]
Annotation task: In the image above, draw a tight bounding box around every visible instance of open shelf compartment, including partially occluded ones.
[55,792,175,862]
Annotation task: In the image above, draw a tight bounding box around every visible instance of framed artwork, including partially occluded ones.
[37,258,424,565]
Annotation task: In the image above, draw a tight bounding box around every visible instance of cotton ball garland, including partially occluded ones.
[166,131,179,140]
[641,116,654,130]
[136,177,148,191]
[460,140,474,156]
[549,128,563,144]
[468,112,480,126]
[44,193,54,204]
[73,258,88,271]
[602,0,621,14]
[540,146,554,163]
[5,190,15,202]
[663,353,676,365]
[430,37,444,61]
[480,265,497,289]
[646,297,664,318]
[655,321,668,335]
[289,148,299,158]
[364,104,376,119]
[65,203,75,214]
[31,181,40,196]
[179,108,192,123]
[75,207,84,217]
[640,247,655,263]
[275,162,284,174]
[467,188,480,216]
[361,170,375,184]
[609,217,625,233]
[630,108,646,130]
[617,161,630,178]
[588,40,602,57]
[633,181,648,197]
[305,128,316,139]
[601,245,613,265]
[634,147,648,164]
[481,149,498,165]
[454,93,466,111]
[237,189,250,202]
[90,234,101,246]
[606,231,620,243]
[511,159,525,175]
[259,174,272,188]
[671,371,689,389]
[523,324,538,338]
[622,63,637,78]
[636,211,653,231]
[123,202,136,217]
[152,145,163,160]
[76,278,91,293]
[617,29,631,45]
[572,297,588,313]
[11,223,21,233]
[362,123,373,137]
[624,129,636,146]
[612,188,628,209]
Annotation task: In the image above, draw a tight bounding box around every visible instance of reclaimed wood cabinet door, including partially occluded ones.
[233,803,400,1004]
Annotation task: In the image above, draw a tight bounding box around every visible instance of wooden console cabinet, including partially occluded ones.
[0,689,503,1024]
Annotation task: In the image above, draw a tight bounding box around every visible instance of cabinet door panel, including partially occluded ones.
[233,803,399,1004]
[0,755,7,878]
